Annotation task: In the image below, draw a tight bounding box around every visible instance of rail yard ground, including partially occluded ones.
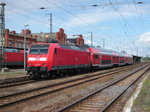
[0,63,150,112]
[0,69,25,79]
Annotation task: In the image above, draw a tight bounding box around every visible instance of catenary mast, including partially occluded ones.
[0,3,6,69]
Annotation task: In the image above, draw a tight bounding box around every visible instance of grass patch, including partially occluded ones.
[0,71,26,77]
[142,58,150,62]
[132,74,150,112]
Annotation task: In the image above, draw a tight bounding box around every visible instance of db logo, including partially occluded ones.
[35,56,40,61]
[35,58,40,61]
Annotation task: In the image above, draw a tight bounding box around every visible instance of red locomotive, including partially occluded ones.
[27,43,91,78]
[2,48,24,66]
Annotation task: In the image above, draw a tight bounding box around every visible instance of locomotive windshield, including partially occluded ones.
[29,44,49,54]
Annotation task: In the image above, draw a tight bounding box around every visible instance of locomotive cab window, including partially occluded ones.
[94,55,99,59]
[54,48,57,54]
[30,44,49,54]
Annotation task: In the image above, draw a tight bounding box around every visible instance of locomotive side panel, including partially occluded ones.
[5,51,24,66]
[52,48,90,70]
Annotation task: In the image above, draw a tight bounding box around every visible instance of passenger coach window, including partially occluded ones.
[30,45,49,54]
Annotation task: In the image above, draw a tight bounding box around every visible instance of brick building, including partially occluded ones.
[3,28,68,49]
[4,29,37,49]
[32,32,56,42]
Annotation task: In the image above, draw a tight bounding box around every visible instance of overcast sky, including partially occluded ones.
[1,0,150,57]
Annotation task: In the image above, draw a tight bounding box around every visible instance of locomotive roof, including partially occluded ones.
[30,43,89,52]
[5,48,20,53]
[60,44,89,52]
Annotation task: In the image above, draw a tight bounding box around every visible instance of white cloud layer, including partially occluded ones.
[132,32,150,56]
[63,6,139,30]
[137,32,150,47]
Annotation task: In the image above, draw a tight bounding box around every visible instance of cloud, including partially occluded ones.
[63,8,113,29]
[137,32,150,47]
[129,32,150,56]
[113,31,150,56]
[84,39,101,47]
[62,4,143,31]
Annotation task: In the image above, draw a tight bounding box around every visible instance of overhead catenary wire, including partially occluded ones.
[42,0,137,45]
[6,0,130,42]
[6,9,94,37]
[133,0,145,33]
[24,0,92,33]
[110,0,137,53]
[111,3,128,36]
[45,0,114,38]
[74,0,140,47]
[19,0,91,34]
[108,0,140,38]
[6,9,78,34]
[64,0,145,50]
[109,0,146,54]
[6,9,49,27]
[5,0,147,53]
[126,0,145,34]
[125,0,142,35]
[68,0,135,8]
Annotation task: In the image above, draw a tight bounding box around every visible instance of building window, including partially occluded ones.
[8,41,12,47]
[27,43,30,48]
[19,42,22,48]
[15,41,19,48]
[17,42,19,48]
[21,43,23,48]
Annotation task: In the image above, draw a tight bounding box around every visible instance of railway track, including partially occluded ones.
[0,63,141,88]
[0,76,30,88]
[58,64,150,112]
[0,63,146,109]
[0,79,35,88]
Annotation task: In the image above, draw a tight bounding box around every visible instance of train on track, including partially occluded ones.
[0,48,24,67]
[26,41,133,79]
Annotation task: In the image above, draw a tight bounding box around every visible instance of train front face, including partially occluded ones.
[27,44,50,78]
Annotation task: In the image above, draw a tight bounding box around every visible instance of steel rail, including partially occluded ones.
[0,64,139,99]
[0,76,29,85]
[0,63,140,88]
[58,64,149,112]
[0,64,142,108]
[100,66,150,112]
[0,79,35,88]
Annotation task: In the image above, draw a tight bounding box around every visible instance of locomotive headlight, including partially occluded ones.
[28,63,32,65]
[28,57,35,61]
[40,57,47,61]
[42,63,47,66]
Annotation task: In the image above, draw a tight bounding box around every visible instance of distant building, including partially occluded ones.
[3,29,37,49]
[32,32,56,42]
[2,28,79,49]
